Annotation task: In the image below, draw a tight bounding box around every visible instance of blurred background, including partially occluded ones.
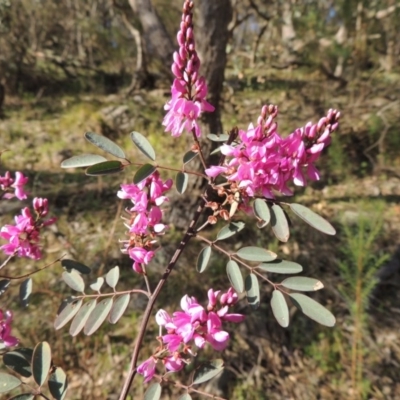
[0,0,400,399]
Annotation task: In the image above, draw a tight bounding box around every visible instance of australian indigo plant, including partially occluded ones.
[0,1,340,399]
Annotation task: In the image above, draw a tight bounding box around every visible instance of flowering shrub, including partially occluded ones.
[0,1,339,399]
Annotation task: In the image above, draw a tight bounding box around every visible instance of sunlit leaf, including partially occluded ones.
[183,150,198,164]
[48,367,68,400]
[109,294,131,324]
[258,259,303,274]
[85,160,123,176]
[216,221,245,241]
[84,132,125,159]
[54,299,83,330]
[271,204,290,242]
[105,266,120,289]
[60,154,107,168]
[237,246,277,262]
[0,373,21,394]
[290,203,336,235]
[207,133,229,142]
[281,277,324,291]
[84,298,113,336]
[245,273,260,309]
[289,293,336,327]
[271,290,289,328]
[19,278,32,307]
[178,394,193,400]
[0,279,11,296]
[133,164,156,184]
[144,383,162,400]
[226,260,244,293]
[176,172,189,194]
[32,342,51,387]
[61,259,91,274]
[69,300,97,337]
[253,199,271,224]
[62,270,85,292]
[193,359,224,385]
[196,246,212,273]
[130,131,156,161]
[3,349,33,378]
[90,278,104,292]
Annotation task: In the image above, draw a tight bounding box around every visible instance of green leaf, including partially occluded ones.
[183,150,198,164]
[289,293,336,327]
[193,359,224,385]
[0,373,21,393]
[130,131,156,161]
[7,393,35,400]
[89,278,104,292]
[48,367,68,400]
[0,279,11,296]
[216,221,245,241]
[253,199,271,224]
[207,133,229,142]
[271,290,289,328]
[62,270,85,292]
[271,204,290,242]
[176,172,189,194]
[281,277,324,291]
[109,294,131,324]
[144,383,162,400]
[69,300,97,337]
[105,266,120,289]
[237,246,277,262]
[290,203,336,235]
[85,160,123,176]
[133,164,156,184]
[19,278,32,307]
[60,154,107,168]
[84,132,125,159]
[32,342,51,387]
[61,259,91,274]
[245,273,260,309]
[3,349,33,378]
[226,260,244,293]
[54,299,83,330]
[258,259,303,274]
[196,246,212,273]
[84,298,113,336]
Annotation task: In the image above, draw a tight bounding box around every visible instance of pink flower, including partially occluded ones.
[0,310,19,348]
[0,171,28,200]
[162,0,214,138]
[137,356,157,383]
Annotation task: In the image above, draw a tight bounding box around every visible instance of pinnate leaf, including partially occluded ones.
[19,278,32,307]
[130,131,156,161]
[61,259,91,274]
[61,154,107,168]
[196,246,212,273]
[3,349,33,378]
[85,160,123,176]
[48,367,68,400]
[32,341,51,387]
[84,132,125,159]
[271,290,289,328]
[237,246,277,262]
[258,259,303,274]
[281,277,324,291]
[176,172,189,194]
[84,298,113,335]
[105,266,120,289]
[253,199,271,224]
[290,203,336,235]
[0,279,10,296]
[183,150,198,164]
[245,273,260,309]
[226,260,244,293]
[90,277,104,292]
[0,373,21,394]
[271,204,290,242]
[62,270,85,292]
[216,221,245,241]
[133,164,156,184]
[207,133,229,142]
[109,294,131,324]
[54,298,83,330]
[69,300,97,336]
[144,383,162,400]
[289,293,336,327]
[192,359,224,385]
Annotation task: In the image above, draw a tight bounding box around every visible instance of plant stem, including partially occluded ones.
[118,197,206,400]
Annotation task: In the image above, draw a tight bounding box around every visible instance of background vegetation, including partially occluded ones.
[1,0,400,399]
